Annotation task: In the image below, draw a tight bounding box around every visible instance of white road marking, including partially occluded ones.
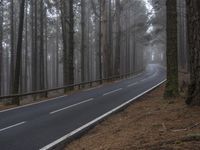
[0,95,67,113]
[0,121,26,132]
[127,82,138,87]
[0,71,144,114]
[40,79,166,150]
[50,98,94,115]
[103,88,122,96]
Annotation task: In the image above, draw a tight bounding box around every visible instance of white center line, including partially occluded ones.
[50,98,94,115]
[127,82,138,87]
[0,121,26,132]
[103,88,122,96]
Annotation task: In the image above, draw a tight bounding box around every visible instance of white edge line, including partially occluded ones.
[40,79,166,150]
[103,88,122,96]
[0,95,67,113]
[50,98,94,115]
[0,121,26,132]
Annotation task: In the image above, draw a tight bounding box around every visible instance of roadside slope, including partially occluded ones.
[65,85,200,150]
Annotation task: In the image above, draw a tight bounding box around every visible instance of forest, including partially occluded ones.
[0,0,166,105]
[0,0,199,106]
[0,0,200,149]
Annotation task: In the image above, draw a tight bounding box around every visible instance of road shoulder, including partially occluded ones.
[65,85,200,150]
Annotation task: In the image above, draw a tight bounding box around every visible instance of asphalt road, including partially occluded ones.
[0,64,166,150]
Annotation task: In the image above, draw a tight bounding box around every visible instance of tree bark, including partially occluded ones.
[186,0,200,105]
[12,0,26,105]
[10,0,15,93]
[68,0,74,86]
[164,0,179,98]
[114,0,121,75]
[81,0,86,82]
[101,0,112,78]
[39,0,45,90]
[0,1,3,95]
[60,0,74,91]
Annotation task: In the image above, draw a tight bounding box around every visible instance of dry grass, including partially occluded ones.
[65,85,200,150]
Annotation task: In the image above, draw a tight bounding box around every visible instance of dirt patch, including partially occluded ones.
[65,85,200,150]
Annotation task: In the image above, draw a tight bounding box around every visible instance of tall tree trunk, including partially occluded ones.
[114,0,121,75]
[186,0,200,105]
[12,0,26,105]
[108,0,113,75]
[101,0,111,78]
[56,8,59,87]
[99,0,102,82]
[68,0,74,86]
[24,0,28,92]
[0,1,3,95]
[44,7,48,89]
[60,0,68,90]
[81,0,86,82]
[60,0,74,90]
[39,0,44,90]
[164,0,179,98]
[10,0,15,93]
[31,0,37,92]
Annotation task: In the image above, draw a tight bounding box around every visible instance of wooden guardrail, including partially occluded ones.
[0,71,143,105]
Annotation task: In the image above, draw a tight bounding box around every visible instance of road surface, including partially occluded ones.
[0,64,166,150]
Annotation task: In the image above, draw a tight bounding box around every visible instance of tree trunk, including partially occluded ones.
[68,0,74,86]
[0,1,3,95]
[81,0,86,82]
[39,0,45,90]
[99,0,102,82]
[24,0,28,92]
[31,0,37,92]
[60,0,68,90]
[114,0,121,75]
[101,0,112,78]
[12,0,26,105]
[185,0,200,105]
[164,0,179,98]
[60,0,74,91]
[10,0,15,93]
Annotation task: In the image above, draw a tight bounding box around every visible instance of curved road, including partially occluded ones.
[0,64,166,150]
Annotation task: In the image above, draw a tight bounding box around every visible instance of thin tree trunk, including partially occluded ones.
[68,0,74,86]
[99,0,102,82]
[44,7,48,89]
[10,0,15,93]
[81,0,86,82]
[24,0,28,92]
[31,0,37,92]
[60,0,68,90]
[39,0,45,90]
[56,11,59,87]
[0,1,3,95]
[114,0,121,75]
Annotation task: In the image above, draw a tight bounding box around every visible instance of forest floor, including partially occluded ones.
[65,84,200,150]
